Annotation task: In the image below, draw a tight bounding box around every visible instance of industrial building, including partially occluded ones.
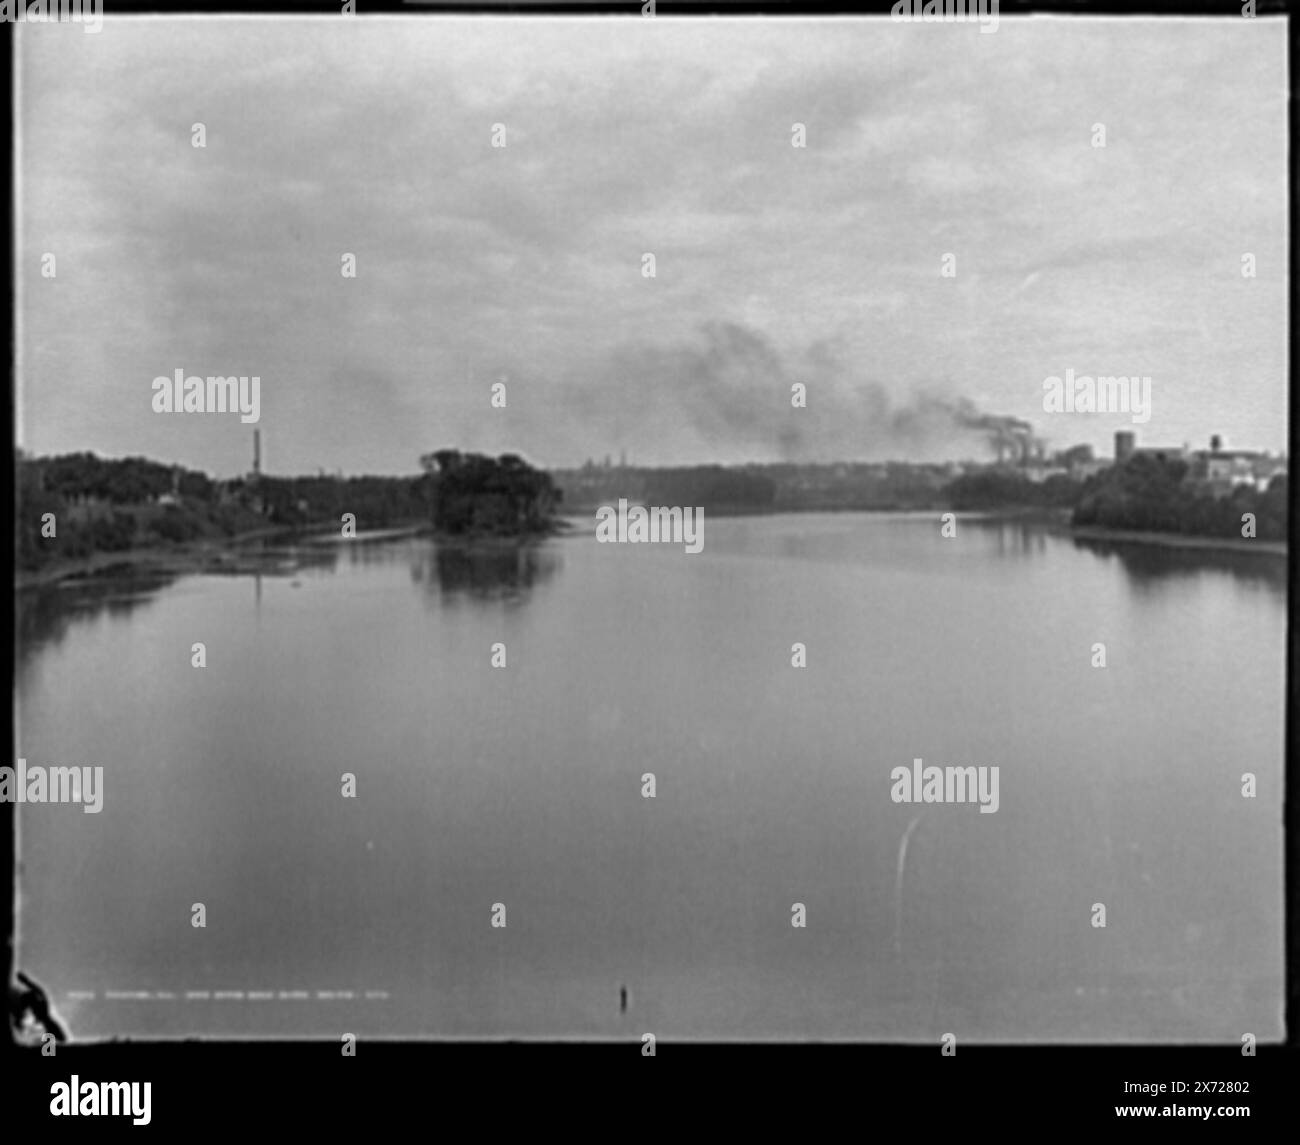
[1114,430,1287,494]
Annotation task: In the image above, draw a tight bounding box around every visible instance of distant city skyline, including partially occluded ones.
[18,16,1288,477]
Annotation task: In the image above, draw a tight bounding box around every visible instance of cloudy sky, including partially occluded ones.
[18,16,1288,476]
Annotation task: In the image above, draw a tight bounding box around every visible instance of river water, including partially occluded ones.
[14,513,1286,1041]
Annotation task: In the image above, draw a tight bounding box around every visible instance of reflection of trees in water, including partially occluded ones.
[991,521,1048,558]
[966,518,1285,592]
[16,574,177,660]
[954,517,1050,560]
[410,541,561,603]
[1071,536,1286,594]
[238,540,342,574]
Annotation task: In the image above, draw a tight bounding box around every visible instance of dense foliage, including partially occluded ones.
[555,462,948,512]
[641,466,776,511]
[13,450,431,572]
[1073,454,1286,541]
[247,474,429,528]
[422,450,559,535]
[944,470,1080,511]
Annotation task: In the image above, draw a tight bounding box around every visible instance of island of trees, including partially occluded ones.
[418,450,560,536]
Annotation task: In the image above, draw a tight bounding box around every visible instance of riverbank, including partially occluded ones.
[948,505,1286,555]
[14,518,572,591]
[15,522,421,590]
[15,529,311,590]
[16,510,1283,589]
[1067,525,1287,557]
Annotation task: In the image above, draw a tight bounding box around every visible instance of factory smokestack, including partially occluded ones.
[253,429,261,477]
[964,409,1039,467]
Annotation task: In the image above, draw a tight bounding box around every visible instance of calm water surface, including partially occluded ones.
[15,514,1287,1041]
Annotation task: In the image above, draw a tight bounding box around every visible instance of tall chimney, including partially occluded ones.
[1115,430,1135,464]
[253,429,261,477]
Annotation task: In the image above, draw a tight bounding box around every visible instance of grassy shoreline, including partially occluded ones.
[15,527,307,591]
[14,518,575,591]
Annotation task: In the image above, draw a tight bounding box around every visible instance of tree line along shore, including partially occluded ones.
[14,447,1287,587]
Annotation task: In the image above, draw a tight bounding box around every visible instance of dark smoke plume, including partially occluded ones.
[554,321,1041,463]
